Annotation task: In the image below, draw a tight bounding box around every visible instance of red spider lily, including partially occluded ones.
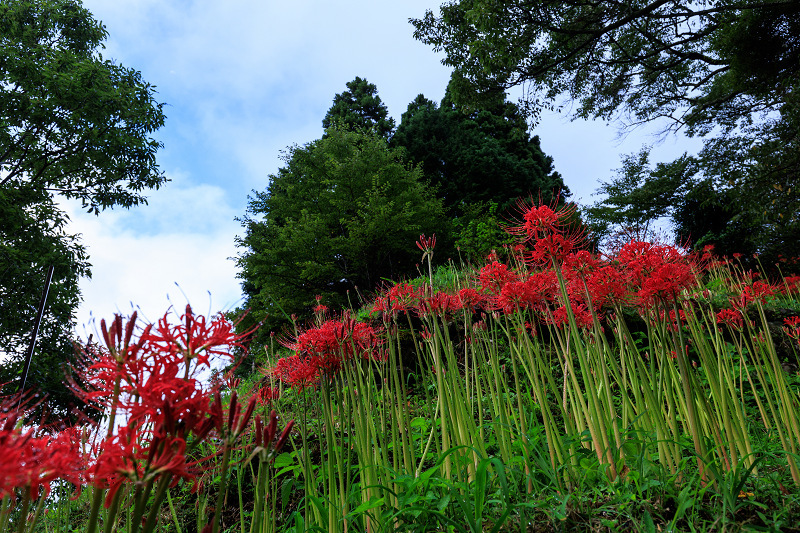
[478,261,519,294]
[416,233,436,253]
[272,317,385,388]
[372,283,424,316]
[717,308,745,331]
[288,318,383,362]
[636,262,696,307]
[784,316,800,343]
[583,265,630,309]
[126,376,219,441]
[457,288,487,311]
[89,426,195,508]
[732,281,778,310]
[0,423,85,500]
[549,304,594,329]
[144,305,250,369]
[561,250,603,277]
[783,275,800,294]
[505,197,578,240]
[616,241,687,281]
[525,233,580,266]
[270,354,321,390]
[416,291,461,317]
[494,281,530,314]
[611,241,699,308]
[75,309,240,405]
[493,272,557,315]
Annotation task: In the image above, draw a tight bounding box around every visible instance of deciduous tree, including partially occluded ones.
[236,128,447,351]
[0,0,166,417]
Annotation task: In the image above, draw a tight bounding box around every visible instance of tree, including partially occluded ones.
[0,185,90,419]
[412,1,800,264]
[0,0,166,417]
[322,77,396,138]
[392,81,568,215]
[236,128,447,351]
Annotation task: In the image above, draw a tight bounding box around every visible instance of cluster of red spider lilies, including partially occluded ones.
[1,307,292,533]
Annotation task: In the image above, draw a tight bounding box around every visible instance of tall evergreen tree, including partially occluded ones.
[322,77,396,138]
[391,80,568,217]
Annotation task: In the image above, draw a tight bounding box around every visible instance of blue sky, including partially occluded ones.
[66,0,699,335]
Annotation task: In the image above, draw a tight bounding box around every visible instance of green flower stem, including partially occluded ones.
[130,478,155,533]
[142,473,173,533]
[102,486,124,533]
[211,441,233,533]
[166,489,184,533]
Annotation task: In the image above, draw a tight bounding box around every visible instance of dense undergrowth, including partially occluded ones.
[3,199,800,532]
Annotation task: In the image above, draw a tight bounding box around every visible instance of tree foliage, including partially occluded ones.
[413,1,800,264]
[0,0,166,417]
[0,186,90,419]
[236,128,447,349]
[322,76,396,138]
[392,81,568,216]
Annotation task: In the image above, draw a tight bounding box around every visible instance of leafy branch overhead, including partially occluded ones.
[0,0,166,213]
[414,1,800,264]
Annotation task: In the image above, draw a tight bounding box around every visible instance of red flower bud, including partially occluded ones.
[264,409,278,449]
[273,419,294,454]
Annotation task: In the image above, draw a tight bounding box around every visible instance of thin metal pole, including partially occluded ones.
[19,264,55,397]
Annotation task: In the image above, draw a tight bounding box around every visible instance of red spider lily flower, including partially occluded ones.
[144,305,251,369]
[549,304,594,329]
[457,288,486,311]
[616,241,691,286]
[90,426,194,508]
[0,422,85,500]
[783,275,800,294]
[493,273,557,315]
[416,233,436,252]
[584,265,630,309]
[126,376,217,440]
[561,250,603,278]
[636,262,696,307]
[784,316,800,343]
[75,308,246,414]
[505,197,578,240]
[417,291,461,317]
[717,308,745,331]
[494,280,528,314]
[478,261,519,294]
[286,317,383,366]
[731,281,778,310]
[269,355,321,390]
[372,283,424,317]
[525,233,580,266]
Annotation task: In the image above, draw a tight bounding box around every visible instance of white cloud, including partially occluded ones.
[63,175,244,338]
